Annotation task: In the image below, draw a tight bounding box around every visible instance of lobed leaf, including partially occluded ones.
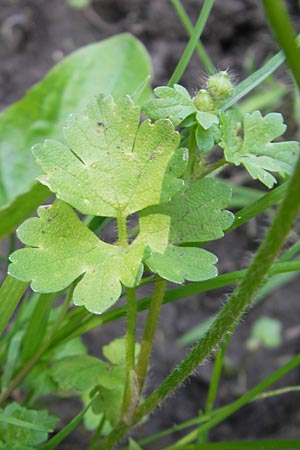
[1,403,58,447]
[33,95,182,218]
[9,200,146,314]
[220,110,300,187]
[143,84,196,126]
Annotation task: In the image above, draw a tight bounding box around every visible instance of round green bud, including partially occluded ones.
[193,89,214,111]
[206,71,234,103]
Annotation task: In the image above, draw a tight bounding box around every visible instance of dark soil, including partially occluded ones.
[1,1,300,449]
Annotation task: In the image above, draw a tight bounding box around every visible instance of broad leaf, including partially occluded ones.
[0,34,152,238]
[220,110,300,187]
[33,95,182,218]
[9,200,146,314]
[143,84,196,127]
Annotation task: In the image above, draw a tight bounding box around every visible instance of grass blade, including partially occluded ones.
[0,275,28,336]
[168,0,215,86]
[170,0,215,74]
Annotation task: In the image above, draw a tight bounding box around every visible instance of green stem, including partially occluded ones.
[135,278,167,395]
[198,339,228,443]
[168,0,215,86]
[185,126,197,180]
[196,157,227,179]
[121,287,138,423]
[0,286,73,406]
[170,0,215,74]
[117,214,129,247]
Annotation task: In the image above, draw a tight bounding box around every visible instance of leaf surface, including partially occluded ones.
[33,95,182,218]
[140,178,234,245]
[2,403,57,447]
[143,84,196,126]
[146,245,218,283]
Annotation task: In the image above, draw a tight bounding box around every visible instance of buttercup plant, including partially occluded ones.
[0,0,300,449]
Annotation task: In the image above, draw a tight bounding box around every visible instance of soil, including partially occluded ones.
[1,0,300,449]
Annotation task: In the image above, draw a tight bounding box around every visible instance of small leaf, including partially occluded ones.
[145,245,218,283]
[9,200,146,314]
[196,111,219,130]
[143,84,196,126]
[2,403,58,446]
[195,124,221,153]
[33,95,181,218]
[251,316,282,348]
[220,110,300,187]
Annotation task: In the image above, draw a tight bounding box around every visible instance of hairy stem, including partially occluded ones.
[117,214,129,247]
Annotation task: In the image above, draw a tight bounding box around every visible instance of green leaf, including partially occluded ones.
[102,338,127,365]
[220,110,300,187]
[50,355,110,392]
[196,111,219,130]
[9,200,147,313]
[33,95,182,218]
[140,178,234,245]
[0,34,152,237]
[195,124,221,153]
[145,245,218,283]
[91,386,123,426]
[143,84,196,126]
[1,403,58,446]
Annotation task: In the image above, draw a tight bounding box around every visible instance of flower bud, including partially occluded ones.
[193,89,214,111]
[206,71,234,103]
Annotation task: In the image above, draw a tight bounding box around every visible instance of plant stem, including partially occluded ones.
[121,287,138,423]
[0,286,73,406]
[196,157,227,179]
[168,0,215,86]
[135,278,167,395]
[117,214,129,247]
[170,0,215,74]
[185,125,197,181]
